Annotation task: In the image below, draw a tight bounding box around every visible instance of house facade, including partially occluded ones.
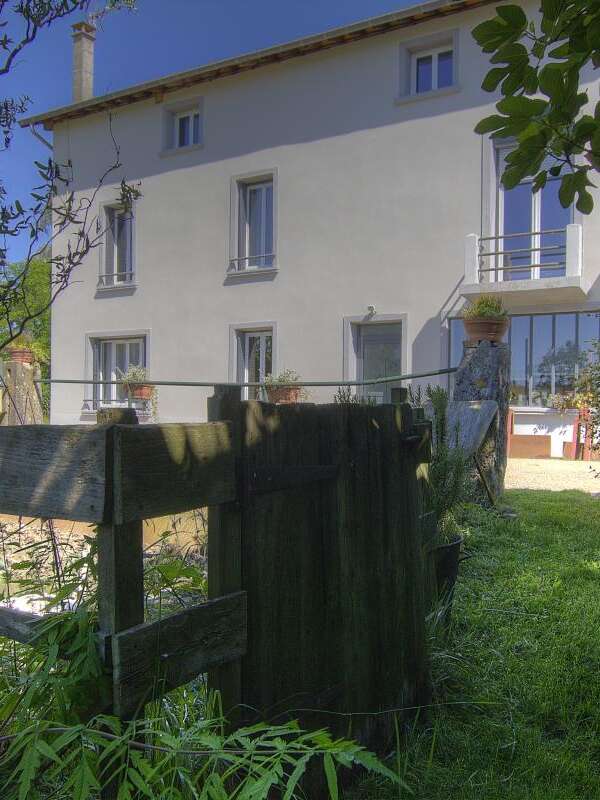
[21,1,600,457]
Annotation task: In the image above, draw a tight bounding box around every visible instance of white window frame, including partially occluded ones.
[411,45,454,95]
[174,109,201,149]
[233,179,275,272]
[495,144,574,282]
[239,329,273,400]
[229,321,278,399]
[93,336,145,408]
[98,205,135,288]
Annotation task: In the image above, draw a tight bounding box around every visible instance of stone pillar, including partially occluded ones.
[0,358,44,425]
[453,340,510,499]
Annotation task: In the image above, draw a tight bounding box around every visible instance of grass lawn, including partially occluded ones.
[357,489,600,799]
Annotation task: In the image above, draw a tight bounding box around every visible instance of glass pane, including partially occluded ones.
[437,50,453,88]
[264,184,274,267]
[264,335,272,378]
[101,342,112,404]
[578,312,600,364]
[115,213,130,279]
[502,182,533,280]
[247,335,261,400]
[192,113,200,144]
[416,55,432,93]
[360,324,402,404]
[532,315,552,407]
[540,181,569,278]
[115,342,127,401]
[128,341,141,367]
[104,208,115,282]
[247,186,264,267]
[449,319,465,368]
[553,314,577,397]
[509,316,530,405]
[178,115,190,147]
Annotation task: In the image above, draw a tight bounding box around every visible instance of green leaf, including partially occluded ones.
[496,5,527,29]
[496,95,548,117]
[323,753,338,800]
[559,173,577,207]
[538,64,564,99]
[474,114,508,134]
[283,754,311,800]
[576,187,594,214]
[36,739,63,766]
[541,0,562,21]
[127,767,153,797]
[482,67,509,92]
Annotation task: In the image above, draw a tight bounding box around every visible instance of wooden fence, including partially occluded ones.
[0,387,433,792]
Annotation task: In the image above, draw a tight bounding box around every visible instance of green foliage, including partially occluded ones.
[0,522,400,798]
[426,385,470,526]
[333,386,376,405]
[575,339,600,439]
[263,369,301,386]
[473,1,600,213]
[1,258,51,365]
[356,491,600,799]
[462,295,507,320]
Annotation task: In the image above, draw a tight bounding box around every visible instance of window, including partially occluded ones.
[496,145,573,280]
[356,323,402,404]
[232,178,275,272]
[175,109,201,149]
[412,46,453,94]
[237,330,273,400]
[92,337,145,407]
[99,207,134,288]
[449,311,598,407]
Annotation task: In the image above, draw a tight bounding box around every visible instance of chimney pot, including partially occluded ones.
[72,21,96,103]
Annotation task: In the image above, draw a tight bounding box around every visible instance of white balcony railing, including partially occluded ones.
[465,224,583,286]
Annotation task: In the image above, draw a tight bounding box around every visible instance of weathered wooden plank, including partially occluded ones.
[114,422,236,523]
[112,591,247,718]
[207,386,243,722]
[246,464,339,496]
[0,607,44,644]
[0,425,107,522]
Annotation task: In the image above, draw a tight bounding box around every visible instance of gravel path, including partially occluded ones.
[505,458,600,494]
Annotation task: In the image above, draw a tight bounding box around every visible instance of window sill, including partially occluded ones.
[394,83,461,106]
[225,267,279,283]
[95,281,137,295]
[159,143,204,158]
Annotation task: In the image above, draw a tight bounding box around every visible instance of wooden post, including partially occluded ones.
[96,408,144,799]
[207,385,243,722]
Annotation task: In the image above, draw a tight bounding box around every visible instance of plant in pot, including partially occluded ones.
[426,385,470,606]
[264,369,307,404]
[462,295,509,344]
[118,365,158,417]
[2,333,36,365]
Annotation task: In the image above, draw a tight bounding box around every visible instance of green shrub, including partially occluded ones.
[462,295,507,319]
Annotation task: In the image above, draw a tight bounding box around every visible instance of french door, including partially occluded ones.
[357,323,402,404]
[239,330,273,400]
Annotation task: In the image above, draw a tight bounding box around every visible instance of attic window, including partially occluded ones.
[175,109,201,148]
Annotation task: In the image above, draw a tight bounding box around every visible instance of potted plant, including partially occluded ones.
[2,333,36,365]
[462,295,509,344]
[119,365,157,416]
[264,369,306,404]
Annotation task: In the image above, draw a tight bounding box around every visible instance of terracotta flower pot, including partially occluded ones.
[463,316,509,344]
[266,385,302,404]
[130,384,154,401]
[4,347,35,365]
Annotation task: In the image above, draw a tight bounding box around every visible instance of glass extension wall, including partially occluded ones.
[449,311,600,407]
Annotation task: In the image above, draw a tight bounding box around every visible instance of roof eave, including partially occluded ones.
[19,0,496,131]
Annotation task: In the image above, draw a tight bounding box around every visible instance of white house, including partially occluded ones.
[20,1,600,457]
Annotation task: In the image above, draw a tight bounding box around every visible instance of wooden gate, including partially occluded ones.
[0,388,432,779]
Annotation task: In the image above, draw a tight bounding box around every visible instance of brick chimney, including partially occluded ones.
[71,21,96,103]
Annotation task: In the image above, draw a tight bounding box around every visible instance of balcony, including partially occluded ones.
[462,224,587,308]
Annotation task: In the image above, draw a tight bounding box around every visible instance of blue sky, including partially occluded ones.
[4,0,413,261]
